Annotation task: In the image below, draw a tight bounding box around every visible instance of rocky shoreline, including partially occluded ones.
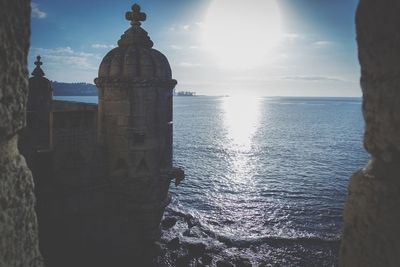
[156,214,253,267]
[152,208,340,267]
[155,208,340,267]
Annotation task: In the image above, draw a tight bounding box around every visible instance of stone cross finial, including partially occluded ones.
[32,55,45,77]
[34,55,43,67]
[125,3,146,26]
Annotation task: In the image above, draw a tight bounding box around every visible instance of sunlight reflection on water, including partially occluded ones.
[221,96,262,190]
[222,96,261,150]
[170,96,367,266]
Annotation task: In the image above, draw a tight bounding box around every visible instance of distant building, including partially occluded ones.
[176,91,196,96]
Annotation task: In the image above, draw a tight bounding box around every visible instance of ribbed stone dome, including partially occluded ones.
[98,46,172,80]
[97,4,172,81]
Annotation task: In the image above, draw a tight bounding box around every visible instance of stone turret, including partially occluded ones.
[18,56,54,194]
[20,56,53,155]
[95,3,183,240]
[28,56,53,112]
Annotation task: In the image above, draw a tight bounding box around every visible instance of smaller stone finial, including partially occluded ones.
[125,3,146,26]
[32,55,45,77]
[35,56,43,67]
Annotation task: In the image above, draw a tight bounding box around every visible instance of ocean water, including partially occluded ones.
[55,96,369,266]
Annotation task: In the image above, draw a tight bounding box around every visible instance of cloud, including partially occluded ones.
[283,34,334,47]
[189,45,203,50]
[31,47,100,70]
[31,2,47,19]
[179,62,202,68]
[91,44,115,49]
[169,44,203,50]
[168,23,199,33]
[282,76,345,82]
[195,22,205,28]
[314,41,333,46]
[170,45,183,50]
[283,33,303,41]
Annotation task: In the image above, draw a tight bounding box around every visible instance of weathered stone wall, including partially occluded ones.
[0,0,43,266]
[340,1,400,266]
[50,109,98,186]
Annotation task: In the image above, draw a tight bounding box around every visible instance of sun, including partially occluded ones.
[202,0,283,69]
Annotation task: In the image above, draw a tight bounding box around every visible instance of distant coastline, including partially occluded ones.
[50,82,362,99]
[51,82,201,97]
[51,81,98,96]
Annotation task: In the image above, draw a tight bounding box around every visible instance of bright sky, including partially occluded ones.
[29,0,361,97]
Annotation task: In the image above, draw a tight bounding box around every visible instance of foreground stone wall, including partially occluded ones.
[340,1,400,266]
[0,0,43,266]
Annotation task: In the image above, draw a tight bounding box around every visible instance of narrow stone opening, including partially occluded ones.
[2,1,400,267]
